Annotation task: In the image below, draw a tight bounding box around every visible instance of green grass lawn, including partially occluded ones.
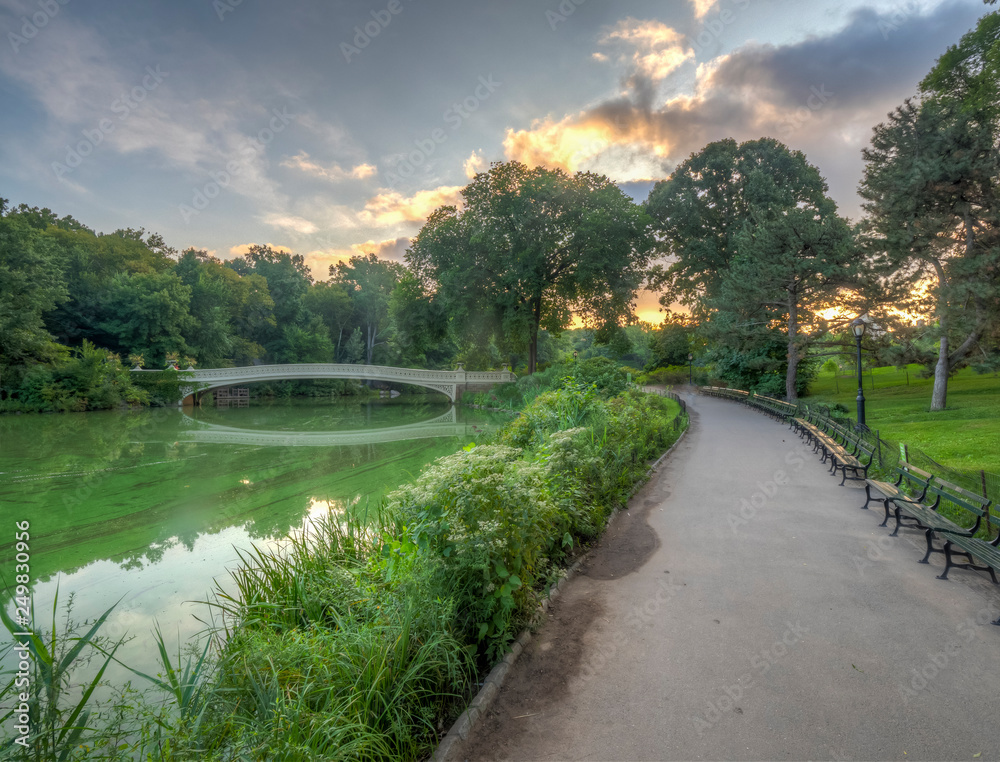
[804,365,1000,474]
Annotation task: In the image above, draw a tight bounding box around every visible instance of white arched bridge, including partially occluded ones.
[132,363,516,404]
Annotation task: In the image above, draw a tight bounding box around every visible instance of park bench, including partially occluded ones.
[700,387,750,404]
[824,422,876,486]
[930,485,996,584]
[794,415,874,486]
[792,407,836,447]
[884,478,992,571]
[862,460,934,528]
[749,394,797,422]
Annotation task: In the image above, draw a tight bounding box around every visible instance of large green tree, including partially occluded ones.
[860,10,1000,410]
[330,253,405,365]
[96,270,193,364]
[227,245,312,361]
[303,281,353,361]
[646,138,859,399]
[407,161,655,374]
[0,199,68,392]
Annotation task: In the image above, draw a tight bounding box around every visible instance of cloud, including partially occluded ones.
[281,151,377,182]
[503,1,985,212]
[360,185,465,227]
[261,214,319,234]
[0,12,293,210]
[598,18,694,83]
[304,237,411,279]
[464,150,486,179]
[228,243,293,258]
[690,0,719,21]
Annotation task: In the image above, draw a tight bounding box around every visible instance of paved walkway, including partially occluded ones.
[459,393,1000,761]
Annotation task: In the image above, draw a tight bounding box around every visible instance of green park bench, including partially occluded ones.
[749,393,797,422]
[928,485,996,584]
[792,411,874,486]
[862,460,934,528]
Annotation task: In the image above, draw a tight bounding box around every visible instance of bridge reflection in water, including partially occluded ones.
[177,407,484,447]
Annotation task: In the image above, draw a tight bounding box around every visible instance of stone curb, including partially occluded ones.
[429,401,692,761]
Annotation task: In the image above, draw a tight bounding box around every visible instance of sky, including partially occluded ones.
[0,0,989,322]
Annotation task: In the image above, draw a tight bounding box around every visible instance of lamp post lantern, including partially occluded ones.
[688,353,694,385]
[851,318,867,429]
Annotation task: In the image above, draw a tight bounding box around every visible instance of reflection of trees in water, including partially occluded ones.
[2,404,507,580]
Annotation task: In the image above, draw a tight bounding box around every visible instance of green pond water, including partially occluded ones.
[0,398,499,686]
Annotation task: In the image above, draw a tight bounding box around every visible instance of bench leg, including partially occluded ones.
[879,499,891,527]
[859,484,873,510]
[890,507,902,537]
[936,541,955,579]
[838,466,850,487]
[919,529,935,564]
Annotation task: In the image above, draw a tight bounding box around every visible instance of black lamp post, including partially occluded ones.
[851,318,867,429]
[688,353,694,385]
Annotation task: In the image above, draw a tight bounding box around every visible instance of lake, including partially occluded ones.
[0,398,499,687]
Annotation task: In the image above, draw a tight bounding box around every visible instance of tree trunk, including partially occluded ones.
[785,292,799,402]
[528,327,538,375]
[527,297,542,375]
[930,313,949,411]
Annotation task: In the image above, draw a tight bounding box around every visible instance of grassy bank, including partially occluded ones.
[2,363,686,761]
[804,365,1000,473]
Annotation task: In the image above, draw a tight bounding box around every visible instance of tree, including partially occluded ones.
[330,253,405,365]
[646,138,859,399]
[176,249,236,366]
[303,281,353,361]
[0,201,67,392]
[860,10,1000,410]
[650,320,694,369]
[278,316,335,363]
[96,270,193,365]
[407,161,655,374]
[227,245,312,360]
[389,273,455,368]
